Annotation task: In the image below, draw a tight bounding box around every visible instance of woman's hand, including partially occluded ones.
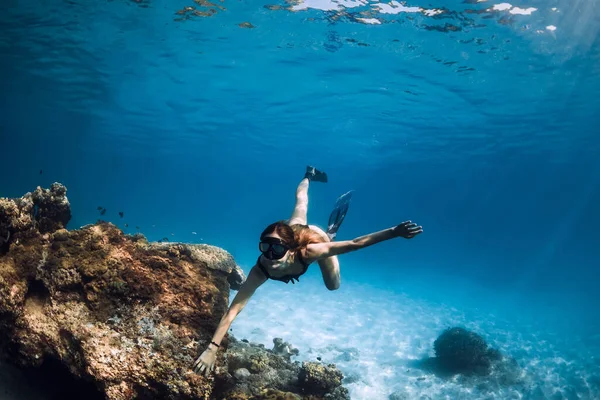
[392,221,423,239]
[192,346,218,376]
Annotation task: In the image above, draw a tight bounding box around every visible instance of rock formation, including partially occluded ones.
[0,183,349,400]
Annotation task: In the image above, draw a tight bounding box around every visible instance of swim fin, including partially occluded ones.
[326,190,354,241]
[304,166,328,183]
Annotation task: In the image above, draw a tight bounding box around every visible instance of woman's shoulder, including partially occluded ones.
[294,248,311,269]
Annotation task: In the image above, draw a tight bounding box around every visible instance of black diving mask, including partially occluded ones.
[259,237,289,260]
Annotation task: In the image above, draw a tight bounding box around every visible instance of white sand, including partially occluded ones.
[231,275,600,399]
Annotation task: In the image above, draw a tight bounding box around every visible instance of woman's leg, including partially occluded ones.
[318,257,340,291]
[289,166,327,226]
[288,178,309,226]
[309,225,341,291]
[290,167,339,289]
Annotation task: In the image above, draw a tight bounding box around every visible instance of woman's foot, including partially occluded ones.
[304,166,328,182]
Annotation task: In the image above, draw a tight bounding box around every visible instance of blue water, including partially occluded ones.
[1,0,600,398]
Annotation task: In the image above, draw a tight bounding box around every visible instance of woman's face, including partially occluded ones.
[260,232,291,268]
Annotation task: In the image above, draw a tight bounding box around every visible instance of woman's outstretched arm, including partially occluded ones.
[193,264,267,375]
[304,221,423,261]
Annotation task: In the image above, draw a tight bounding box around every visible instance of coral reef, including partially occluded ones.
[214,337,349,400]
[0,184,348,400]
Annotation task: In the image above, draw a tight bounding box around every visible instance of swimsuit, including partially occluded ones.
[256,253,310,284]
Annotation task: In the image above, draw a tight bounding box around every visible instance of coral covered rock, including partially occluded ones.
[0,184,349,400]
[0,223,230,398]
[31,183,72,233]
[272,338,299,361]
[149,242,246,290]
[214,337,349,400]
[299,361,345,397]
[0,183,71,247]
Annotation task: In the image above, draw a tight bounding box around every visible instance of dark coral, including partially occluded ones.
[412,326,524,392]
[433,327,496,375]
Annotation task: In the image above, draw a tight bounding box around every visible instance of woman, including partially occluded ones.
[193,166,423,376]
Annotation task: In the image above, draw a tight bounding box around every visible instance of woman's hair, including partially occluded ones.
[260,221,297,249]
[261,221,326,256]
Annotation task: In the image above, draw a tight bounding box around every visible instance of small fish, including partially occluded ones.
[39,169,43,175]
[124,224,129,228]
[119,212,124,218]
[100,208,106,216]
[171,233,174,236]
[191,232,197,235]
[135,226,140,230]
[97,206,103,211]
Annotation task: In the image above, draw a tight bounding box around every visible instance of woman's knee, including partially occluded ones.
[318,258,340,291]
[323,274,340,291]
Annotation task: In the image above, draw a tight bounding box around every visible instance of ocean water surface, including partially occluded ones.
[1,0,599,398]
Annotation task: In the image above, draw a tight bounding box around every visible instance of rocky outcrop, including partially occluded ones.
[148,242,246,291]
[0,184,349,400]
